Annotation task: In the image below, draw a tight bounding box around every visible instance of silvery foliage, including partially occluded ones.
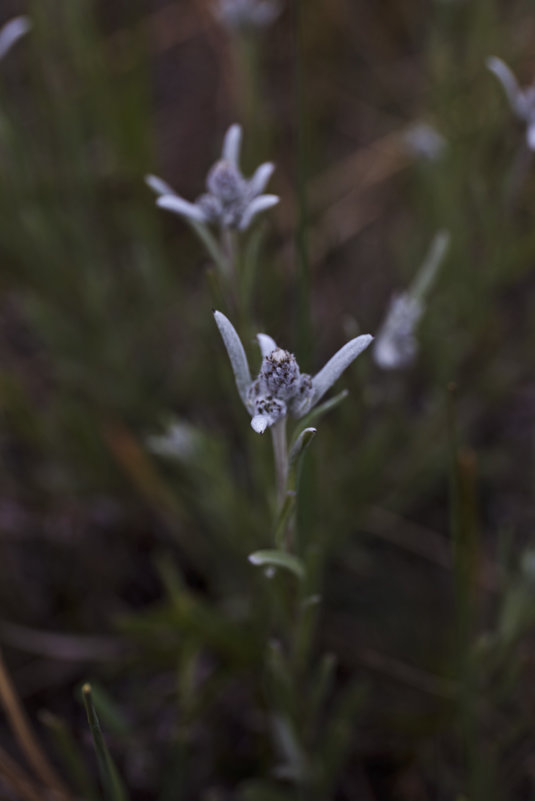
[216,0,281,29]
[147,124,279,231]
[0,16,31,61]
[403,122,446,162]
[374,230,450,370]
[214,311,373,433]
[487,56,535,150]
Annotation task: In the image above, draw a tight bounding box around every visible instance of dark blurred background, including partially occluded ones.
[1,1,535,799]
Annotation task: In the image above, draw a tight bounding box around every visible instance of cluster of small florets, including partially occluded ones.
[247,349,313,431]
[213,310,373,434]
[197,161,251,229]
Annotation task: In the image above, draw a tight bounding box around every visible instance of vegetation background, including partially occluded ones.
[1,0,535,799]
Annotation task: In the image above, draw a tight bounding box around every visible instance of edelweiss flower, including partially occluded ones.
[0,16,31,61]
[146,420,199,462]
[147,124,279,231]
[215,0,281,29]
[374,230,449,370]
[214,311,373,433]
[373,294,423,370]
[403,122,446,162]
[486,56,535,149]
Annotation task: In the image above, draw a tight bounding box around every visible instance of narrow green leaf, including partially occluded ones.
[89,683,130,738]
[295,389,348,433]
[248,549,305,580]
[40,710,99,801]
[288,427,316,473]
[273,491,297,550]
[82,683,129,801]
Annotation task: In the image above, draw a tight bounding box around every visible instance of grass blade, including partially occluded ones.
[82,683,129,801]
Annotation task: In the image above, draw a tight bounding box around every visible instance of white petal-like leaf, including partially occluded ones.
[257,333,278,358]
[239,194,280,230]
[222,124,243,168]
[486,56,523,116]
[145,174,176,197]
[0,16,31,60]
[213,311,252,407]
[248,162,275,196]
[311,334,373,406]
[251,414,269,433]
[157,194,208,223]
[248,549,305,581]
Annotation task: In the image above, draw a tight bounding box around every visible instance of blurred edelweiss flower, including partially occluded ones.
[147,124,279,231]
[146,421,199,462]
[373,294,423,370]
[214,310,373,433]
[215,0,281,29]
[374,230,450,370]
[486,56,535,149]
[0,16,31,60]
[403,122,446,162]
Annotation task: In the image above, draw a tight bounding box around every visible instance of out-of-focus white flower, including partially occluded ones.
[521,549,535,583]
[215,0,281,30]
[147,124,279,232]
[403,122,447,162]
[374,230,450,370]
[214,310,373,433]
[0,16,31,61]
[487,56,535,149]
[146,421,199,462]
[373,294,423,370]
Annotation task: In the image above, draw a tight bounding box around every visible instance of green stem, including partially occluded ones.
[221,227,237,283]
[190,220,227,274]
[221,227,241,314]
[82,684,128,801]
[271,417,288,510]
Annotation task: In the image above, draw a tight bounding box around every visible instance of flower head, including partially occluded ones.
[0,16,31,61]
[146,420,199,462]
[214,311,373,433]
[215,0,281,30]
[374,230,449,370]
[373,295,423,370]
[403,122,446,162]
[486,56,535,149]
[147,124,279,231]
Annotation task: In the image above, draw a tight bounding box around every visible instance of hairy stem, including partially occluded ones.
[271,417,288,511]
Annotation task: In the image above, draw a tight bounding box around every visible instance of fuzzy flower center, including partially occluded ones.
[198,160,250,228]
[207,161,246,202]
[247,348,313,432]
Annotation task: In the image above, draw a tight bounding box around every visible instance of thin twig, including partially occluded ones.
[0,651,71,797]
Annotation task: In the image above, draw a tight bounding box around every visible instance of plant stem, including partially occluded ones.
[271,417,288,511]
[221,228,236,282]
[221,227,241,313]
